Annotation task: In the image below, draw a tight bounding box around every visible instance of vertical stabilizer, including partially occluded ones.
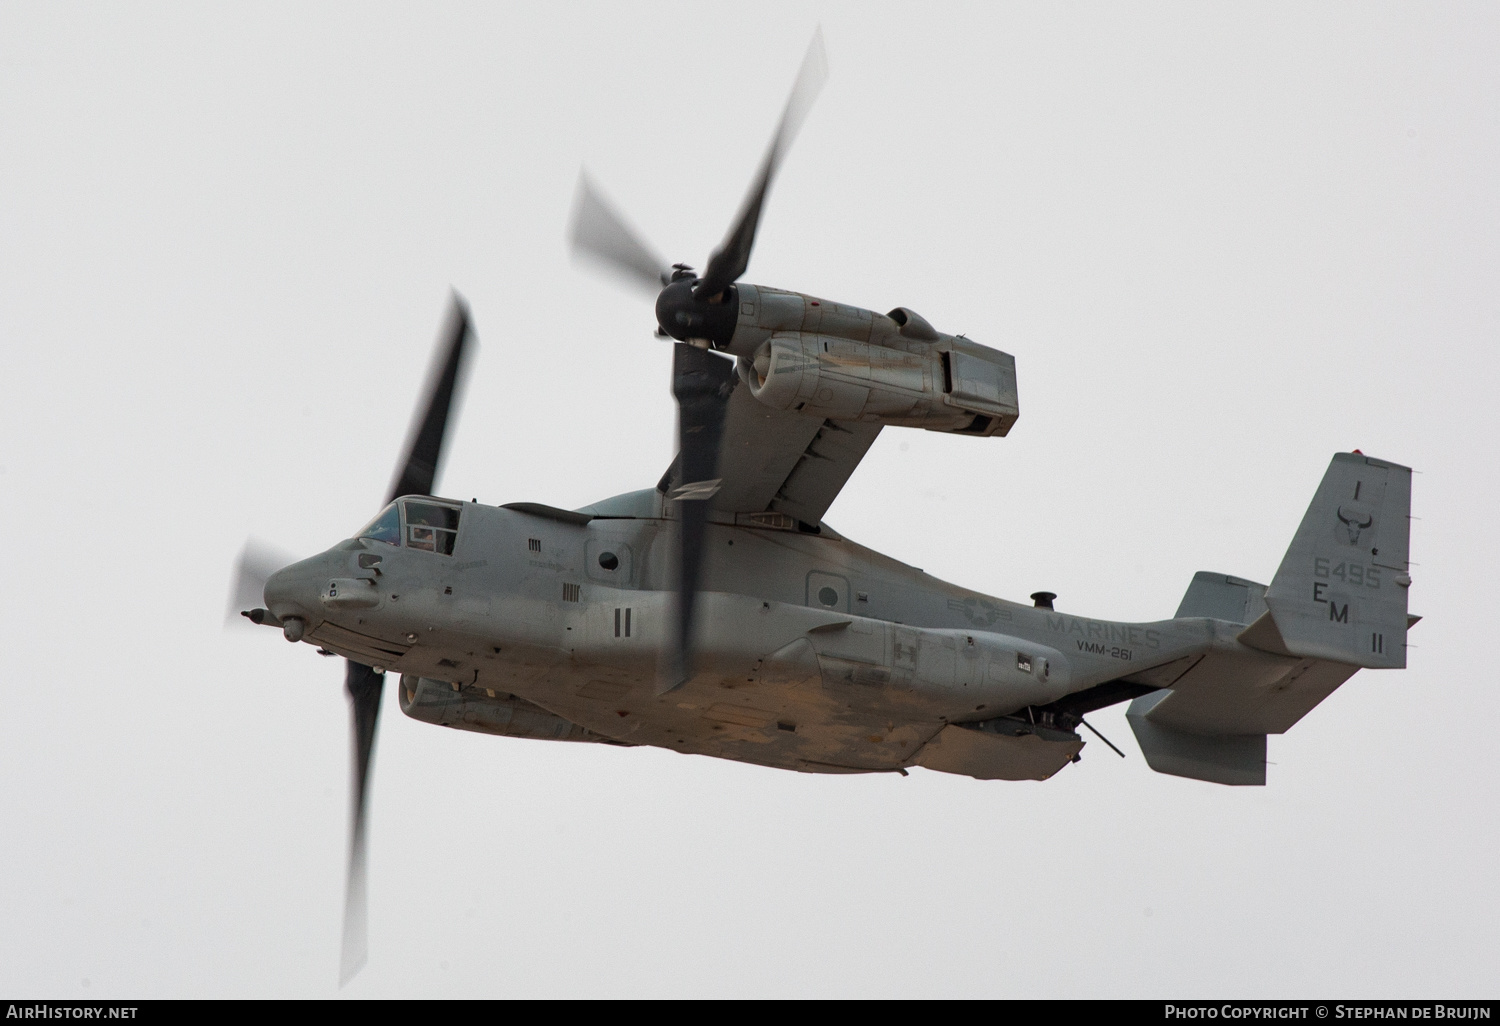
[1249,453,1413,668]
[1126,691,1267,786]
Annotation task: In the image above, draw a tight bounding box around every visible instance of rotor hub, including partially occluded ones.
[654,278,739,347]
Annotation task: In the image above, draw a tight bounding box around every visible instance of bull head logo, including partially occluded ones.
[1337,504,1373,544]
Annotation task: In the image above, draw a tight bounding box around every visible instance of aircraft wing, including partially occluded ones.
[659,372,881,527]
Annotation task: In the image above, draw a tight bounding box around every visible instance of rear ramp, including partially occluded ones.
[1127,453,1413,786]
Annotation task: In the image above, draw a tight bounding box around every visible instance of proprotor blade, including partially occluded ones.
[341,297,471,985]
[694,28,828,300]
[660,344,737,694]
[387,294,476,504]
[569,172,671,295]
[339,660,384,987]
[225,539,295,624]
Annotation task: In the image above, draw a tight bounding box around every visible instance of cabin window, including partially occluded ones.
[357,504,402,547]
[404,501,461,555]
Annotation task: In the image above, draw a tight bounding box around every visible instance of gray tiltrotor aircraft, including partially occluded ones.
[232,31,1416,984]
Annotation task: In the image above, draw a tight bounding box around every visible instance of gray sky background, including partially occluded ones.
[1,2,1496,998]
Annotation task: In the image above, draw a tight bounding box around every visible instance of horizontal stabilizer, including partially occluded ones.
[1255,452,1413,669]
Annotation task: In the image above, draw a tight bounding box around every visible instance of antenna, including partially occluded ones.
[1079,717,1126,758]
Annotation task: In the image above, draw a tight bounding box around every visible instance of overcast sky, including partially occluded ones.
[2,2,1496,998]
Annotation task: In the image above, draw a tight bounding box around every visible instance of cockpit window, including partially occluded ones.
[404,501,461,555]
[357,504,402,546]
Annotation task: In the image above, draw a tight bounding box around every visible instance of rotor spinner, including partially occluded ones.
[655,275,739,348]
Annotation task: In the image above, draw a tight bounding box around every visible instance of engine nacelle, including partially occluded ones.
[728,285,1018,437]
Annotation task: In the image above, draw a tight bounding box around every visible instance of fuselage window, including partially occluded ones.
[356,504,402,546]
[405,500,460,555]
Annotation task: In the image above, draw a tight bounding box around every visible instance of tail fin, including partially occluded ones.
[1240,452,1413,668]
[1126,452,1413,785]
[1174,571,1268,624]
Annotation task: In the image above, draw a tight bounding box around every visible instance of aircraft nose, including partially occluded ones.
[264,550,343,626]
